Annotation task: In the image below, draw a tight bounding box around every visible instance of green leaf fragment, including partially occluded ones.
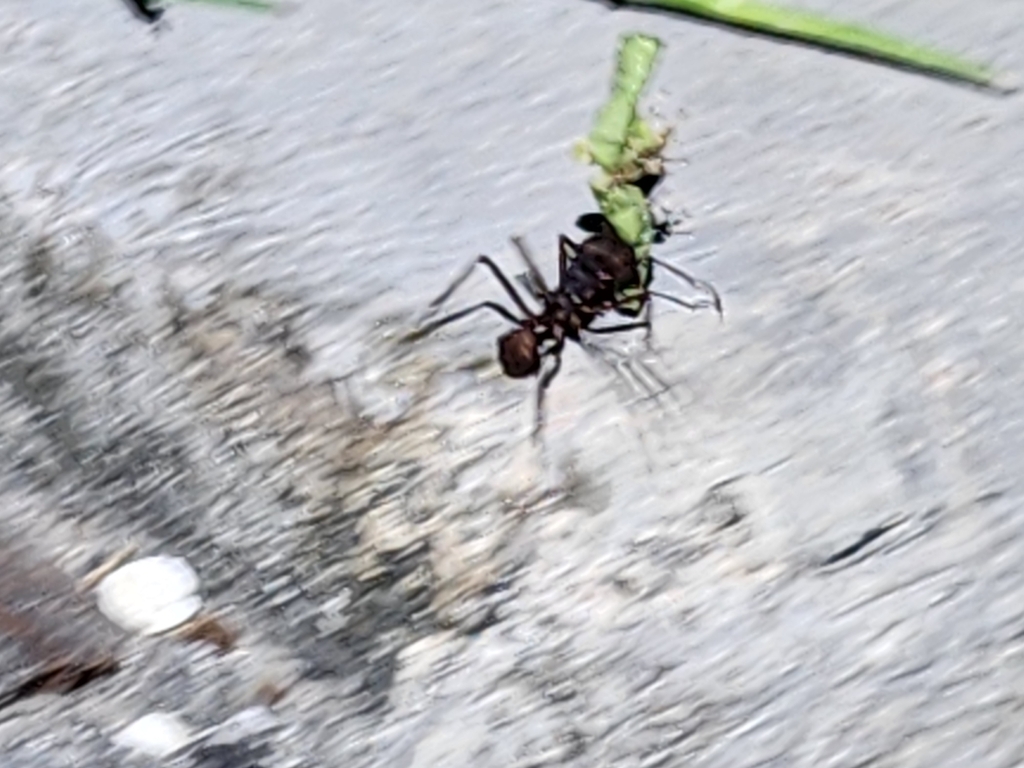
[591,182,653,262]
[587,35,663,173]
[625,116,665,159]
[616,0,1003,90]
[580,33,667,284]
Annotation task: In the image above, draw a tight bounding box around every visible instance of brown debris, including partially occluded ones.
[253,681,289,708]
[0,538,121,711]
[177,613,239,654]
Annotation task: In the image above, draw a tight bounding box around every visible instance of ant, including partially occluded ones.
[408,215,721,433]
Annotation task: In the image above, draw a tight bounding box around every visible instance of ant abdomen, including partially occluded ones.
[498,328,541,378]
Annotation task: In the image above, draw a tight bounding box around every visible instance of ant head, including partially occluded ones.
[579,226,640,286]
[498,327,540,378]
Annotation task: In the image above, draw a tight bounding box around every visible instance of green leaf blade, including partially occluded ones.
[587,34,663,173]
[619,0,1001,89]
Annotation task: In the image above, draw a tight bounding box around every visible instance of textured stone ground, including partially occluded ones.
[1,0,1023,766]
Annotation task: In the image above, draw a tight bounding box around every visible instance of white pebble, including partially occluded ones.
[112,712,192,758]
[96,555,202,635]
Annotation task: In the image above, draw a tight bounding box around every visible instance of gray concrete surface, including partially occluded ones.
[0,0,1023,765]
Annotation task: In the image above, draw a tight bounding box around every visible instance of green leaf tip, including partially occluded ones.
[586,34,664,174]
[615,0,1004,90]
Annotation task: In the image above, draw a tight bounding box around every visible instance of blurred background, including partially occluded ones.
[0,0,1022,765]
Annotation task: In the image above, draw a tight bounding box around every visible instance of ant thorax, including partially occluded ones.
[546,293,588,341]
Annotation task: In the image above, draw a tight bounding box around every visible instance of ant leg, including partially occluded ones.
[557,236,581,287]
[649,291,705,310]
[643,299,655,349]
[474,257,540,318]
[532,346,564,438]
[423,257,486,315]
[426,256,538,320]
[578,338,671,403]
[510,237,550,295]
[586,321,650,335]
[404,301,520,342]
[625,354,677,404]
[650,257,723,319]
[649,290,720,316]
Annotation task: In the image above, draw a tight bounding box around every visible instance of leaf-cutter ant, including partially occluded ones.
[408,215,721,433]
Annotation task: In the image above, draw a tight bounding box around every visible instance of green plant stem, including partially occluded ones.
[614,0,1004,90]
